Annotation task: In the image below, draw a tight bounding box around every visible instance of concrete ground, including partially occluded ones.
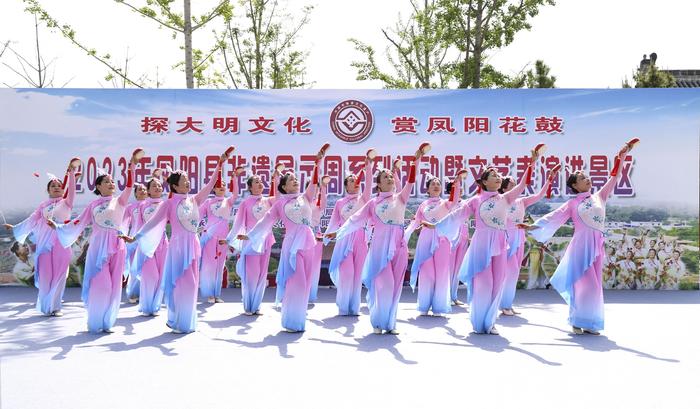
[0,287,698,409]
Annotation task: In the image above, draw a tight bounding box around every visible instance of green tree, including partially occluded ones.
[349,0,454,89]
[440,0,555,88]
[525,59,556,88]
[22,0,233,88]
[350,0,555,89]
[626,63,676,88]
[218,0,312,89]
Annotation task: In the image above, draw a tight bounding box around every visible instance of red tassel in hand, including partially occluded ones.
[214,169,223,189]
[449,182,456,202]
[408,162,416,184]
[354,170,364,188]
[547,183,553,199]
[126,166,133,188]
[525,165,533,185]
[611,156,621,177]
[61,174,69,199]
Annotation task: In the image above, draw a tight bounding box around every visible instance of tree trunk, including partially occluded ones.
[473,1,483,89]
[184,0,194,88]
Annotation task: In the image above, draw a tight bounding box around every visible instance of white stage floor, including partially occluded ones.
[1,287,698,409]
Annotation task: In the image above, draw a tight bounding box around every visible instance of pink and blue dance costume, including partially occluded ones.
[131,196,168,315]
[123,199,144,301]
[405,179,461,315]
[198,177,239,300]
[435,165,532,334]
[226,174,280,314]
[241,164,320,332]
[529,163,623,333]
[12,169,77,316]
[448,223,469,304]
[331,161,417,333]
[132,162,222,333]
[308,183,328,303]
[326,160,372,315]
[500,179,552,311]
[55,164,135,333]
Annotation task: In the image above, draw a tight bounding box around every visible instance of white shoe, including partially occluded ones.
[244,312,254,316]
[432,313,443,317]
[572,326,584,335]
[207,297,216,304]
[103,328,115,334]
[373,327,382,335]
[488,327,499,335]
[419,311,429,316]
[253,310,263,316]
[214,297,224,303]
[454,299,465,306]
[450,300,457,306]
[583,328,600,336]
[128,297,138,304]
[386,329,399,335]
[51,311,64,317]
[172,329,184,334]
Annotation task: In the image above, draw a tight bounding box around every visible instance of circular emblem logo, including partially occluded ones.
[329,100,374,143]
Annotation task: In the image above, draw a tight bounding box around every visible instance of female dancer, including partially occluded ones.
[225,169,280,315]
[122,149,230,333]
[448,224,469,307]
[5,159,79,316]
[424,146,540,335]
[499,167,558,316]
[237,144,327,332]
[405,171,463,317]
[50,152,138,333]
[523,140,636,335]
[130,173,168,316]
[198,168,240,303]
[327,143,426,335]
[124,182,147,303]
[326,154,372,316]
[308,176,329,304]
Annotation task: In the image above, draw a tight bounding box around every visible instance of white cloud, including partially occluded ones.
[2,147,49,156]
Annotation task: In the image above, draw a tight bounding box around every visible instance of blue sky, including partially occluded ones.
[1,89,698,212]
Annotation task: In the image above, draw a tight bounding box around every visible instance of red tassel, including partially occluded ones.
[477,185,482,194]
[316,191,322,207]
[547,183,553,199]
[126,166,133,188]
[525,166,533,185]
[168,191,173,199]
[61,174,69,199]
[228,179,234,193]
[214,169,222,189]
[73,219,80,225]
[63,219,70,224]
[354,170,364,188]
[269,179,276,197]
[449,182,456,202]
[611,156,621,177]
[312,165,319,185]
[408,162,416,183]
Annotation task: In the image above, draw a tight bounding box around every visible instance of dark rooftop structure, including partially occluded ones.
[639,53,700,88]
